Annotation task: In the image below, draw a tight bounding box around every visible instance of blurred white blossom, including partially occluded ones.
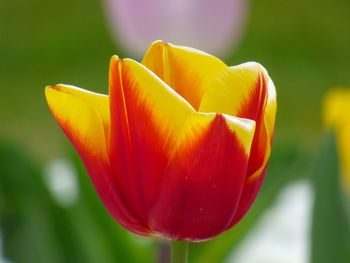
[227,181,313,263]
[44,159,79,207]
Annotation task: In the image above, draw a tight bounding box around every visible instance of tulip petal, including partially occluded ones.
[198,63,276,228]
[45,85,109,163]
[199,62,277,181]
[47,84,110,136]
[199,62,263,117]
[108,56,200,227]
[45,85,149,235]
[149,113,255,241]
[227,78,277,228]
[142,40,227,110]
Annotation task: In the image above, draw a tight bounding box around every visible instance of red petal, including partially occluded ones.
[226,164,268,229]
[149,115,251,241]
[45,85,149,235]
[108,56,195,229]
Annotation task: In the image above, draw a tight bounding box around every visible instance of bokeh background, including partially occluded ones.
[1,0,350,262]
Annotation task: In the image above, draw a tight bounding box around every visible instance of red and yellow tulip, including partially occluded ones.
[324,88,350,194]
[45,41,277,241]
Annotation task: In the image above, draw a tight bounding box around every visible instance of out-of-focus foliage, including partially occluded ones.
[0,141,155,263]
[311,133,350,263]
[0,141,62,263]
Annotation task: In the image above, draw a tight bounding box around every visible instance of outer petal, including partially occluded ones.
[149,114,256,241]
[45,85,149,235]
[142,40,227,110]
[229,75,276,228]
[199,62,276,177]
[47,84,110,136]
[108,56,198,228]
[198,63,277,227]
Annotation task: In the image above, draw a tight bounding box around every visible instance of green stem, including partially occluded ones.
[170,240,189,263]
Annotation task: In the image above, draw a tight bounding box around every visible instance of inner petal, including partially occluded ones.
[142,40,227,110]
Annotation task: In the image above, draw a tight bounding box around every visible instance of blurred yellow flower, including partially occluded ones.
[324,88,350,194]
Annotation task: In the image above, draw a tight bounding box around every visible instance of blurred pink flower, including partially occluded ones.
[104,0,248,57]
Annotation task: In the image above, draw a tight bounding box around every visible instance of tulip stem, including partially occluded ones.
[170,240,189,263]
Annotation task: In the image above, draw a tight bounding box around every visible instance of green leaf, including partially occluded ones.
[0,141,64,263]
[311,132,350,263]
[0,141,155,263]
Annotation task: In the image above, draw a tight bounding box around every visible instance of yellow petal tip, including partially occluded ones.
[110,55,121,67]
[45,85,57,99]
[151,39,167,46]
[45,85,55,91]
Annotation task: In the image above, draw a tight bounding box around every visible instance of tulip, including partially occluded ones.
[104,0,247,57]
[45,41,276,243]
[324,88,350,194]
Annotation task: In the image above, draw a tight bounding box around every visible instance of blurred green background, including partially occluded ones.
[0,0,350,262]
